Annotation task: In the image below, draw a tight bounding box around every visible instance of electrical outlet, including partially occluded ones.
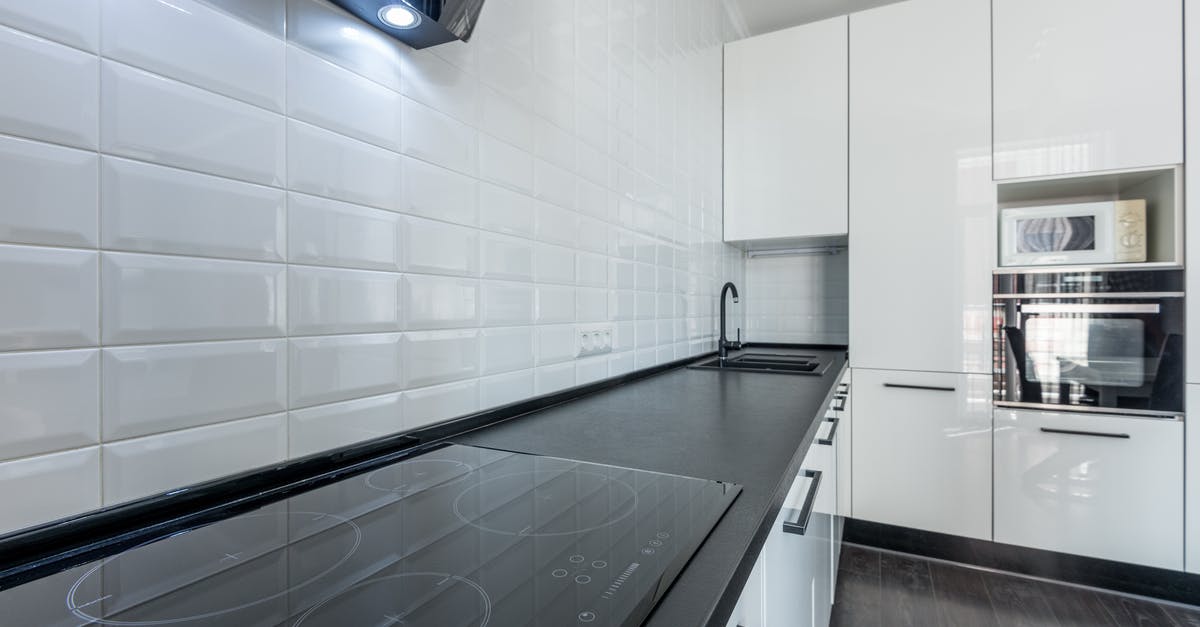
[577,324,614,357]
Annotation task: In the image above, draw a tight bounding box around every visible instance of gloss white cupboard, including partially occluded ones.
[992,0,1183,179]
[723,16,848,243]
[1188,386,1199,574]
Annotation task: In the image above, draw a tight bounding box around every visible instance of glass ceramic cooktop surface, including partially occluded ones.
[0,444,741,627]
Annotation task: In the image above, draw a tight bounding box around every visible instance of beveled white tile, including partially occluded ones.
[400,48,478,126]
[534,119,575,171]
[614,321,635,351]
[478,182,534,237]
[576,287,607,322]
[576,356,608,385]
[610,260,634,290]
[102,414,286,505]
[576,138,608,187]
[402,380,478,430]
[401,97,477,175]
[101,0,285,111]
[288,333,402,409]
[288,266,401,335]
[102,340,286,440]
[478,134,533,194]
[535,200,578,247]
[479,232,533,281]
[576,216,608,254]
[636,291,655,319]
[401,275,479,330]
[0,135,97,247]
[286,45,402,151]
[287,193,401,271]
[0,0,98,51]
[609,289,635,321]
[288,392,402,458]
[101,61,284,185]
[401,216,479,277]
[0,25,98,148]
[636,320,656,347]
[535,362,575,395]
[478,85,533,151]
[101,252,285,345]
[535,324,574,365]
[400,329,479,388]
[608,351,634,376]
[284,0,404,92]
[400,156,479,226]
[0,447,100,534]
[533,244,575,285]
[576,253,607,287]
[0,349,98,461]
[102,157,285,261]
[479,370,532,409]
[480,326,533,375]
[481,281,534,326]
[536,285,576,324]
[534,159,576,212]
[287,120,403,211]
[0,245,98,351]
[478,39,533,109]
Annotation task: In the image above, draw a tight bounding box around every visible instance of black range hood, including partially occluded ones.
[329,0,486,49]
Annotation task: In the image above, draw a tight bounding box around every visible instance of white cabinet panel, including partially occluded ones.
[1187,385,1199,573]
[1187,2,1200,385]
[993,0,1183,179]
[848,0,993,374]
[724,16,847,242]
[994,408,1183,570]
[851,369,993,540]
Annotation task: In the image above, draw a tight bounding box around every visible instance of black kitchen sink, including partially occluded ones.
[689,353,829,375]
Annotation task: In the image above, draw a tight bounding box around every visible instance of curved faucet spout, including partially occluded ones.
[719,282,741,362]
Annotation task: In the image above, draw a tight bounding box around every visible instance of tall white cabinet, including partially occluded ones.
[1187,0,1200,577]
[993,0,1183,180]
[847,0,994,540]
[723,16,848,243]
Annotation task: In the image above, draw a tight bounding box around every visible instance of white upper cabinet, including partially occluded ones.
[993,0,1183,180]
[724,16,848,243]
[848,0,993,374]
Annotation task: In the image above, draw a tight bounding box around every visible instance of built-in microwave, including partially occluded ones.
[993,269,1184,417]
[999,200,1147,267]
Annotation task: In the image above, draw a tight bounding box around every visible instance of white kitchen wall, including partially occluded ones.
[0,0,742,533]
[744,252,848,345]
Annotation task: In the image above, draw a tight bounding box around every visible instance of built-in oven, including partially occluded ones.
[993,268,1184,417]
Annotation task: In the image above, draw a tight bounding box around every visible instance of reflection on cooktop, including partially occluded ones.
[0,444,741,627]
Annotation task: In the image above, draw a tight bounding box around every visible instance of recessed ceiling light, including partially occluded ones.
[378,4,420,29]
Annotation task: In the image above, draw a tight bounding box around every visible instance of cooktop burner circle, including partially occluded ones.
[364,458,475,495]
[293,572,492,627]
[452,470,638,537]
[65,511,361,626]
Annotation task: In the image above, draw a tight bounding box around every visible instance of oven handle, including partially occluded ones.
[1040,427,1130,439]
[782,470,822,536]
[1019,303,1160,315]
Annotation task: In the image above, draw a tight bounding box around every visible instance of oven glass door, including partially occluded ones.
[996,298,1183,413]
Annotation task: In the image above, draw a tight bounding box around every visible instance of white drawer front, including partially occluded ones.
[994,408,1183,570]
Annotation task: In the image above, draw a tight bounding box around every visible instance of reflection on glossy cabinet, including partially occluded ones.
[723,16,847,243]
[994,408,1183,570]
[993,0,1183,179]
[1188,386,1199,574]
[848,0,993,374]
[851,369,993,540]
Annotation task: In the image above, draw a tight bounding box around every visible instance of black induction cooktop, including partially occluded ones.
[0,443,741,627]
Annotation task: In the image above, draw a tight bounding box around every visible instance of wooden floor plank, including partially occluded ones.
[878,552,939,627]
[928,560,1000,627]
[830,569,882,627]
[839,544,881,577]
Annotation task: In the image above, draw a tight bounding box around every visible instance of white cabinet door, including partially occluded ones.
[834,372,852,520]
[728,553,766,627]
[848,0,993,374]
[724,16,847,242]
[851,369,993,540]
[1187,1,1200,385]
[766,469,826,627]
[994,408,1184,570]
[993,0,1183,179]
[1187,385,1199,574]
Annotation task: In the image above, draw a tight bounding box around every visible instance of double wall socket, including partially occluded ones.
[577,324,614,357]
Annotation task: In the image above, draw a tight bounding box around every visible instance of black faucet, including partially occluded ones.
[718,282,741,363]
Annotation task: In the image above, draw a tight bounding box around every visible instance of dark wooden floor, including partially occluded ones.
[831,545,1200,627]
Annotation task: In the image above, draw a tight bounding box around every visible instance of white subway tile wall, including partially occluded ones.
[0,0,742,533]
[745,253,849,345]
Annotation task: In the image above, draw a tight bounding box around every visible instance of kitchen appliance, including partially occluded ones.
[330,0,486,49]
[993,268,1184,417]
[0,443,741,627]
[999,200,1147,267]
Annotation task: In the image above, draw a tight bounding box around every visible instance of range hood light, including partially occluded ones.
[379,4,420,29]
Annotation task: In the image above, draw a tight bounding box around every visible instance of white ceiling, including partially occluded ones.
[730,0,908,37]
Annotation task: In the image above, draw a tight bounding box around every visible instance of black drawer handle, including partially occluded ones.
[818,417,839,446]
[837,383,849,394]
[884,383,956,392]
[1040,427,1130,439]
[782,470,822,536]
[832,396,846,411]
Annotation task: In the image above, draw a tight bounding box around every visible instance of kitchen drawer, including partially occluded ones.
[851,369,992,539]
[994,408,1183,570]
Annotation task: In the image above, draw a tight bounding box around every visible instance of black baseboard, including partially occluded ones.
[844,518,1200,606]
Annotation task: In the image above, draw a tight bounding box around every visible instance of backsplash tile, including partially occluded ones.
[0,0,740,532]
[746,252,849,345]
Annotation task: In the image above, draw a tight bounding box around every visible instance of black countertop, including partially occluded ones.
[457,346,848,627]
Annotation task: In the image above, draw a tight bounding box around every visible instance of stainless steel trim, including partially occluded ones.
[1018,303,1160,314]
[992,263,1183,275]
[993,401,1183,420]
[992,292,1184,300]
